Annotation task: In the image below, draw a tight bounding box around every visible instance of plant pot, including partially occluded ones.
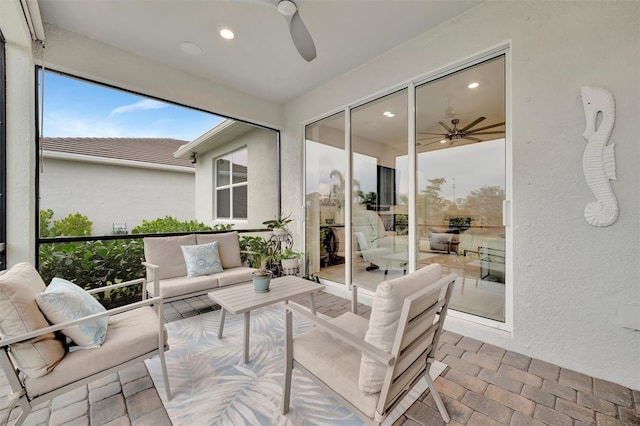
[252,273,272,293]
[281,258,299,270]
[273,227,289,240]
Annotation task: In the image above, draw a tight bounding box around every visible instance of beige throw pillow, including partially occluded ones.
[358,264,442,393]
[0,263,66,378]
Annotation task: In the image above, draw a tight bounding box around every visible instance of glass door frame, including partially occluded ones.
[302,45,512,331]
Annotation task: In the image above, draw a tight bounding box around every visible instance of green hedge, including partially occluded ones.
[39,213,230,309]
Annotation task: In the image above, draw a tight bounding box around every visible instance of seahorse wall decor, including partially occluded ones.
[581,86,618,227]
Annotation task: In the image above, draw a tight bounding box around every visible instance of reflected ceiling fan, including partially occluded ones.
[266,0,317,61]
[417,116,505,146]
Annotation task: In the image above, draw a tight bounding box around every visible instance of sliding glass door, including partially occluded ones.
[351,89,409,289]
[305,112,346,284]
[416,56,506,321]
[304,53,508,324]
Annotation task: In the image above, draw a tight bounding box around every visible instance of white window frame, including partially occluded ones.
[215,148,248,220]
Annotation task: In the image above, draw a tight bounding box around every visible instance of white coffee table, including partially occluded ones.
[208,276,324,363]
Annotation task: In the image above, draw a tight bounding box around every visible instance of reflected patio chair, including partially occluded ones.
[282,264,456,425]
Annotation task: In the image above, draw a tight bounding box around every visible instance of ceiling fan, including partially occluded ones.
[417,116,505,146]
[274,0,317,62]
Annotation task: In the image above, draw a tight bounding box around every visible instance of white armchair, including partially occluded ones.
[282,264,456,425]
[0,263,171,426]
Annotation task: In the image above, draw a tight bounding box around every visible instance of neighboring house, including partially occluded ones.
[173,119,279,230]
[40,137,195,235]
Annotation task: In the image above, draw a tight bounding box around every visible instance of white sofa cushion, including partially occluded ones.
[358,263,442,393]
[196,232,243,268]
[293,312,379,418]
[213,267,254,287]
[0,263,66,378]
[36,277,108,349]
[24,306,166,398]
[146,275,219,299]
[181,241,223,277]
[144,234,196,280]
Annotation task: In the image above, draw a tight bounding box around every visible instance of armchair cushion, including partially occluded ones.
[36,277,107,349]
[24,306,166,398]
[144,234,197,280]
[196,232,243,268]
[181,241,223,277]
[359,264,442,393]
[0,263,65,378]
[293,312,378,418]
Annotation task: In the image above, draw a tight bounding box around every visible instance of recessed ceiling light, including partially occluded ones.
[383,111,395,118]
[179,41,202,55]
[440,139,447,144]
[219,27,235,40]
[468,82,480,89]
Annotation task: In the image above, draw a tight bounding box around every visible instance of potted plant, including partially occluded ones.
[276,248,303,271]
[263,213,292,239]
[246,236,275,292]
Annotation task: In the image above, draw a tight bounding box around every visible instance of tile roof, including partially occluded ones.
[41,137,194,168]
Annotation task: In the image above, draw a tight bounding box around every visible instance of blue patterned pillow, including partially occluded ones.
[35,277,108,349]
[181,241,224,277]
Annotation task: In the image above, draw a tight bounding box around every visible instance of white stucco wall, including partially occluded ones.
[1,0,39,266]
[193,128,279,229]
[40,156,195,235]
[282,2,640,389]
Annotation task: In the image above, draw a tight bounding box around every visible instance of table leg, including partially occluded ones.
[243,311,250,364]
[218,308,226,338]
[352,284,358,314]
[309,293,316,315]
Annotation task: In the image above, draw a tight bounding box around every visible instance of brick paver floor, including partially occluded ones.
[1,291,638,425]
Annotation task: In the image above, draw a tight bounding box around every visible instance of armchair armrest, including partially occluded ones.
[0,294,164,349]
[141,262,161,299]
[286,302,394,366]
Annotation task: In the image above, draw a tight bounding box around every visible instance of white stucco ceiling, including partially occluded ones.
[37,0,482,104]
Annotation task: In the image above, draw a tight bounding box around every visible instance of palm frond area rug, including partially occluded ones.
[146,303,447,425]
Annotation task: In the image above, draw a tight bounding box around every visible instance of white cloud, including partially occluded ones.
[110,99,167,116]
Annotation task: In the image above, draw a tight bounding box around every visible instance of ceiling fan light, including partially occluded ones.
[219,27,235,40]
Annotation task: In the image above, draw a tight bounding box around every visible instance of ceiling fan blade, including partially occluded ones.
[417,132,447,136]
[466,121,505,133]
[289,10,316,61]
[462,136,482,142]
[465,131,505,136]
[438,121,453,132]
[459,116,486,132]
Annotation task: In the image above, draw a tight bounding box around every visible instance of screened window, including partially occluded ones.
[215,149,248,220]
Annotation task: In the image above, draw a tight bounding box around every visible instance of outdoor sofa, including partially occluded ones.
[142,231,255,303]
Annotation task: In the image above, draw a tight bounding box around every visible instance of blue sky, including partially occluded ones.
[41,71,224,141]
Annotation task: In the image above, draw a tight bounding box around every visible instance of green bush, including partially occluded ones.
[51,213,93,236]
[132,216,215,234]
[39,212,234,308]
[38,239,145,309]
